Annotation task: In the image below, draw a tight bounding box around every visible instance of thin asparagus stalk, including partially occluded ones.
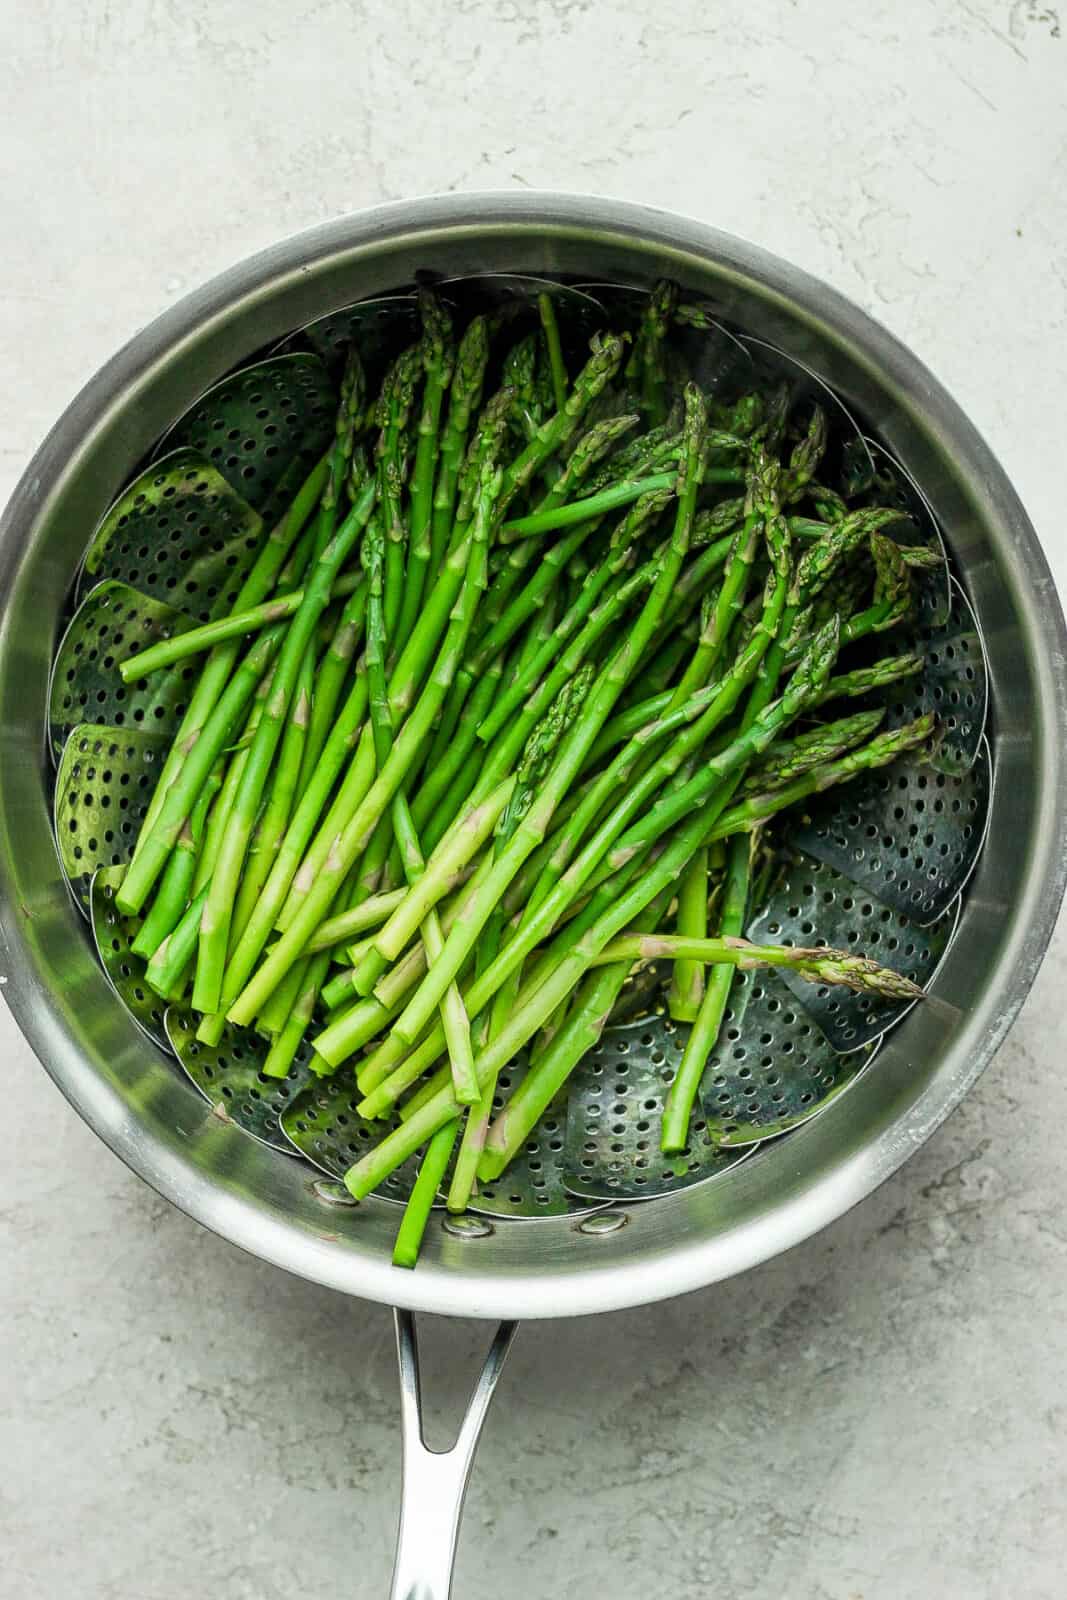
[144,884,209,1000]
[262,949,333,1079]
[538,292,568,413]
[498,465,744,541]
[311,348,365,571]
[118,572,360,683]
[445,1080,493,1213]
[130,767,219,960]
[258,953,308,1038]
[376,345,422,644]
[394,292,455,652]
[228,642,314,948]
[487,959,633,1177]
[430,316,489,577]
[629,279,677,421]
[302,887,410,954]
[392,1120,459,1268]
[667,846,708,1022]
[295,578,368,797]
[595,932,924,994]
[190,678,275,899]
[668,467,771,706]
[661,832,752,1152]
[444,942,502,1213]
[275,518,320,595]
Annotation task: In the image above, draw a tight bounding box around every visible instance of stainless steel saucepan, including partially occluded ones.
[1,194,1064,1600]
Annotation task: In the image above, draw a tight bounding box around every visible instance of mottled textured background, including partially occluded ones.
[2,2,1065,1596]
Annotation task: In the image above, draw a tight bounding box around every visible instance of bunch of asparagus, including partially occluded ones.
[113,285,936,1267]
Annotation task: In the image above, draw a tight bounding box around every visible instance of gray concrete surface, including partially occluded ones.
[2,2,1066,1595]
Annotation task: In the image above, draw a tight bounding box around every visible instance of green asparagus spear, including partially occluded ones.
[376,345,422,643]
[394,292,455,651]
[661,832,751,1152]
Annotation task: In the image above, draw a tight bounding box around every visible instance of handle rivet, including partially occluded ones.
[577,1211,628,1235]
[443,1214,495,1239]
[311,1178,358,1208]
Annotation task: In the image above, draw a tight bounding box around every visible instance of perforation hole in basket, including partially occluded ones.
[281,1077,419,1202]
[53,724,171,910]
[793,739,990,925]
[79,450,266,623]
[749,850,957,1050]
[160,353,336,522]
[697,971,872,1146]
[49,581,199,760]
[165,1009,314,1155]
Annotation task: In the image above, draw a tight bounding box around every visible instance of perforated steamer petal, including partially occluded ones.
[1,198,1063,1600]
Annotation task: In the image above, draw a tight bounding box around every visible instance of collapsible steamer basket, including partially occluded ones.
[2,196,1064,1600]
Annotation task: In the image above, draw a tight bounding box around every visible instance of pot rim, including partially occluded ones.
[1,191,1064,1319]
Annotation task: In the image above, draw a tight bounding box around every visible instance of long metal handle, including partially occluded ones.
[389,1308,518,1600]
